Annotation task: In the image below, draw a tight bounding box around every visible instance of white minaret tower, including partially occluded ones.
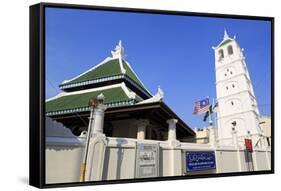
[212,30,263,146]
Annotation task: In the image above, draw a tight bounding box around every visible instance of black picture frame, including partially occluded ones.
[29,2,274,188]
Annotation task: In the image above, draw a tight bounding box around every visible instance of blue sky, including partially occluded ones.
[45,7,271,129]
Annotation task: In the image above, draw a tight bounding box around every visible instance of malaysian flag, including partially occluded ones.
[193,98,210,115]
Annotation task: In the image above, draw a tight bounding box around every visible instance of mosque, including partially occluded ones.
[45,31,271,184]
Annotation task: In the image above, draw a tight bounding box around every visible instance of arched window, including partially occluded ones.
[218,49,224,59]
[227,45,233,55]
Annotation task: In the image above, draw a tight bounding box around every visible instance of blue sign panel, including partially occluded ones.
[186,151,216,172]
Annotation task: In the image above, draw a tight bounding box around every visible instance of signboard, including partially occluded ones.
[244,139,253,152]
[186,151,216,172]
[135,143,159,178]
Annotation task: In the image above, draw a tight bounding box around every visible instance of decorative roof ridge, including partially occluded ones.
[111,40,127,60]
[46,92,66,102]
[111,40,127,74]
[46,99,136,116]
[59,73,152,98]
[111,40,150,94]
[123,59,152,95]
[120,82,136,99]
[59,74,124,89]
[137,86,164,104]
[61,56,118,85]
[47,83,126,101]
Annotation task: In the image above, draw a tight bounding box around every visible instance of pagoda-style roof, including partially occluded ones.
[59,41,151,99]
[46,40,195,139]
[46,83,141,116]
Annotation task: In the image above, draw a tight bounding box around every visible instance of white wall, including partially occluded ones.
[46,145,84,184]
[45,136,271,184]
[102,138,137,180]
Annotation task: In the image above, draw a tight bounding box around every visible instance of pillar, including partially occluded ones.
[166,119,178,141]
[166,118,181,176]
[137,119,149,140]
[91,93,107,135]
[83,93,108,181]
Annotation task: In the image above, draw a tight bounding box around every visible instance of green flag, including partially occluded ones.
[203,102,218,122]
[203,105,213,122]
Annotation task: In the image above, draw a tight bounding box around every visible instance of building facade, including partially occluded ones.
[46,41,195,142]
[213,30,263,146]
[44,36,271,184]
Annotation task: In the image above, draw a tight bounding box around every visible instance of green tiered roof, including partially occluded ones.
[46,41,150,116]
[62,59,122,85]
[60,58,146,91]
[46,86,137,116]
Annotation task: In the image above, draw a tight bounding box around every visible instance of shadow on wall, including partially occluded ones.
[102,138,128,180]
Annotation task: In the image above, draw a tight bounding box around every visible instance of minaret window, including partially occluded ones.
[227,45,233,55]
[231,101,234,106]
[218,49,224,60]
[226,86,228,90]
[232,84,235,88]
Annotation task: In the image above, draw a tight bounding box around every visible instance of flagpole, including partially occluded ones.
[213,98,218,142]
[208,97,213,126]
[213,98,217,128]
[212,98,216,126]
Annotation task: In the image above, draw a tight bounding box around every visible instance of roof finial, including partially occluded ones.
[118,40,122,48]
[111,40,127,59]
[224,28,229,40]
[157,85,164,100]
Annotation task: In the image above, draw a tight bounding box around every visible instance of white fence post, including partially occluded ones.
[85,94,108,181]
[166,119,181,176]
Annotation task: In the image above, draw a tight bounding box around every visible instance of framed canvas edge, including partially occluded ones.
[29,2,275,189]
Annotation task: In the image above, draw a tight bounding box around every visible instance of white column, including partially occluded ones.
[166,119,178,141]
[91,94,107,135]
[137,119,149,140]
[84,93,108,181]
[166,119,181,176]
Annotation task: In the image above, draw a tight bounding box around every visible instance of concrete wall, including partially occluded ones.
[102,138,137,180]
[45,136,271,184]
[46,145,84,184]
